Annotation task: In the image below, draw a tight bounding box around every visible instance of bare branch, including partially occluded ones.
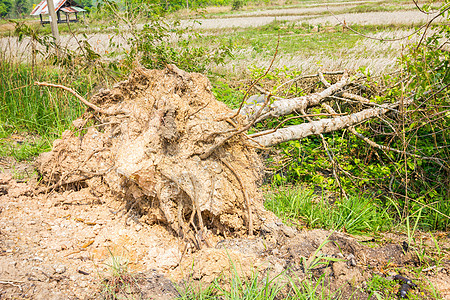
[249,112,346,138]
[249,104,390,147]
[275,70,345,93]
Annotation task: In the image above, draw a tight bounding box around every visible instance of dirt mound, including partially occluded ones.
[36,65,280,248]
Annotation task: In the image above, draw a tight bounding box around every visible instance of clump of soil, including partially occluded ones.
[36,65,280,248]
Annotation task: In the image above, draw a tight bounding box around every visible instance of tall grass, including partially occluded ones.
[265,186,393,234]
[0,60,87,138]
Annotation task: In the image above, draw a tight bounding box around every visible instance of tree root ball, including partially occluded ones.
[36,66,280,246]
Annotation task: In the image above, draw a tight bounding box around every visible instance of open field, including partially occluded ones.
[1,5,440,76]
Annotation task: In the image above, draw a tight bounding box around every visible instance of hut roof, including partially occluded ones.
[30,0,86,15]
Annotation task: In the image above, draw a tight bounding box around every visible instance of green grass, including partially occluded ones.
[0,61,86,136]
[197,22,418,79]
[264,186,393,234]
[0,58,112,160]
[201,22,364,58]
[178,263,344,300]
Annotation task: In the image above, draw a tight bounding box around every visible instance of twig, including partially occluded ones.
[0,279,25,283]
[230,38,279,119]
[301,107,348,199]
[38,165,115,194]
[275,71,345,93]
[220,158,253,236]
[0,280,23,291]
[35,81,118,115]
[412,0,439,14]
[329,95,398,112]
[318,70,331,87]
[318,70,372,105]
[188,101,210,119]
[189,174,204,236]
[339,92,371,104]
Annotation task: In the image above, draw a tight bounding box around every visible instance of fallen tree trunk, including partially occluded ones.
[240,72,349,122]
[34,65,434,248]
[248,105,392,147]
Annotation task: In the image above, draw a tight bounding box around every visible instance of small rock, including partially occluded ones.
[30,256,43,262]
[0,185,8,196]
[346,254,357,267]
[0,174,12,185]
[53,264,67,274]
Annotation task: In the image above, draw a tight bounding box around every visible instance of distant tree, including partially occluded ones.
[14,0,26,16]
[78,0,93,7]
[0,0,12,17]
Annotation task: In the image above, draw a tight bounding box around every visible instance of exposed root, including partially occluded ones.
[36,66,280,244]
[220,158,253,236]
[35,81,125,115]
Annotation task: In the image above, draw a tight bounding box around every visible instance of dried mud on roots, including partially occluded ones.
[36,66,280,248]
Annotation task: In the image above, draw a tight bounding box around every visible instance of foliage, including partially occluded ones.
[0,0,12,17]
[231,0,244,11]
[78,0,93,8]
[211,79,244,108]
[366,275,399,300]
[99,0,232,73]
[178,263,343,300]
[239,3,450,231]
[0,135,49,161]
[100,248,142,300]
[0,61,87,138]
[14,0,26,16]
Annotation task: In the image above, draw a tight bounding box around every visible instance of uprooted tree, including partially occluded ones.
[33,2,450,246]
[34,52,449,248]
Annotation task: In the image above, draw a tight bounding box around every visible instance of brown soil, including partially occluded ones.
[1,66,449,299]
